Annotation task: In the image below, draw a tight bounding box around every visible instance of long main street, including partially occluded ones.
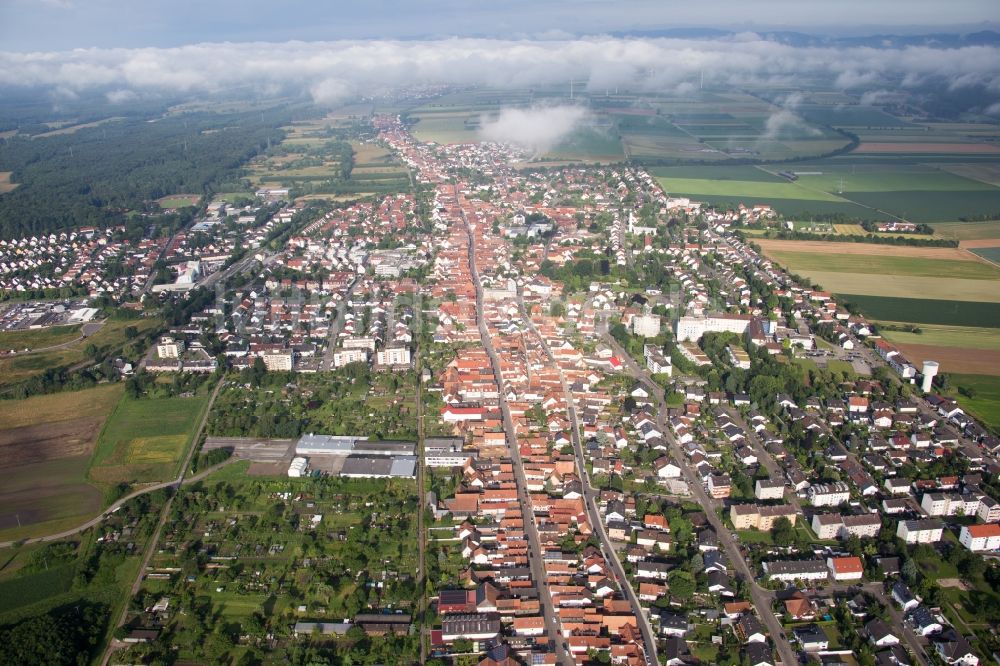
[601,324,799,666]
[462,208,571,665]
[518,294,658,666]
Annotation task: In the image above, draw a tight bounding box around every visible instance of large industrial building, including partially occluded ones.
[291,434,416,479]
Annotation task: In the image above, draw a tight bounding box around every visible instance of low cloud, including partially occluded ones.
[0,37,997,112]
[760,93,820,141]
[479,105,590,155]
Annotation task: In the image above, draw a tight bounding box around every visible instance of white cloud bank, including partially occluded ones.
[478,105,590,154]
[0,37,998,105]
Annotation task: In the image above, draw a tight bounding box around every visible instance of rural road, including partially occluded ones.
[1,319,106,357]
[0,378,226,550]
[99,376,225,666]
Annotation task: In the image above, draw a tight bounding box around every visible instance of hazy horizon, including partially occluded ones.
[1,0,998,52]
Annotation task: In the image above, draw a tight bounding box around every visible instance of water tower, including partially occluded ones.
[921,361,939,393]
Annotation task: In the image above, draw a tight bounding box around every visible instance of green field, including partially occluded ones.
[947,374,1000,432]
[0,318,158,391]
[655,176,845,201]
[89,393,209,486]
[839,294,1000,328]
[798,105,914,128]
[767,250,1000,280]
[653,160,1000,223]
[808,271,1000,302]
[844,190,1000,223]
[971,247,1000,264]
[0,563,76,614]
[651,166,788,182]
[933,220,1000,240]
[793,165,997,193]
[881,323,1000,351]
[0,324,82,352]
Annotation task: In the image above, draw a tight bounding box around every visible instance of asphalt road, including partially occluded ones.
[462,209,571,665]
[603,329,799,666]
[1,319,106,357]
[519,295,658,666]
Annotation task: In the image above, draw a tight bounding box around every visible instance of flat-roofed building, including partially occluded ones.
[340,455,416,479]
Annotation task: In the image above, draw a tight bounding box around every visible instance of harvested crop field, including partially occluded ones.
[816,272,1000,302]
[766,252,1000,281]
[855,142,1000,154]
[0,172,17,194]
[0,418,106,468]
[960,238,1000,248]
[755,239,983,261]
[893,343,1000,376]
[0,384,122,432]
[0,385,122,535]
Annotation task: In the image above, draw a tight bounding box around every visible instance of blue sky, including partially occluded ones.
[2,0,998,52]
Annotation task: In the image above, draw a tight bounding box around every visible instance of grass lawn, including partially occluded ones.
[735,529,773,544]
[89,392,209,486]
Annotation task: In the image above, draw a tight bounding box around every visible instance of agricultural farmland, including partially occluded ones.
[88,390,210,487]
[946,374,1000,433]
[839,295,1000,328]
[0,171,17,193]
[763,250,1000,281]
[0,384,122,538]
[881,324,1000,351]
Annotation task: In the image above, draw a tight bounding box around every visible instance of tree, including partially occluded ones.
[770,516,795,545]
[668,570,696,599]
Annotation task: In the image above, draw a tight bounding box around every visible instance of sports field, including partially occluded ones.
[89,393,209,486]
[156,194,200,209]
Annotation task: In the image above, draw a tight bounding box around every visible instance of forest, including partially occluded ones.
[0,105,297,239]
